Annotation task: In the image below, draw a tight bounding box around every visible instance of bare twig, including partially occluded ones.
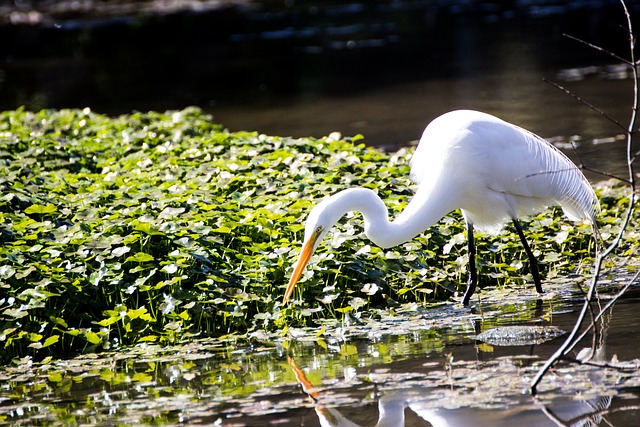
[578,164,632,184]
[563,33,631,65]
[560,355,638,371]
[563,268,640,356]
[569,140,633,185]
[531,0,638,395]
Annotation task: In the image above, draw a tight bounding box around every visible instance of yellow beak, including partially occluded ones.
[283,230,321,303]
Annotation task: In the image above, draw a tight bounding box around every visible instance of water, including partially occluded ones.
[0,1,637,180]
[208,1,638,182]
[2,284,640,426]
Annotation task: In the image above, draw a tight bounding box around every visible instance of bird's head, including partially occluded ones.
[282,196,343,303]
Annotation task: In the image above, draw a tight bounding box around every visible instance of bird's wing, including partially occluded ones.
[410,110,598,224]
[489,126,598,222]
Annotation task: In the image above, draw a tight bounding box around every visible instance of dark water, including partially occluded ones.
[2,284,639,426]
[1,1,638,180]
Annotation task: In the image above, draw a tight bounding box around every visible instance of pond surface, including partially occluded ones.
[2,281,640,426]
[0,1,638,180]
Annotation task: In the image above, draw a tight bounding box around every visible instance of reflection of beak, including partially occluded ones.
[288,357,318,398]
[283,231,320,303]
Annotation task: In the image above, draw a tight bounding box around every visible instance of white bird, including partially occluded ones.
[283,110,598,305]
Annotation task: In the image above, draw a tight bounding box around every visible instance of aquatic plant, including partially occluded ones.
[0,107,633,363]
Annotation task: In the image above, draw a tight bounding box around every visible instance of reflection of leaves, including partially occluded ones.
[132,372,154,383]
[476,342,494,353]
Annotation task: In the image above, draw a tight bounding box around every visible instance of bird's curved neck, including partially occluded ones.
[329,186,458,248]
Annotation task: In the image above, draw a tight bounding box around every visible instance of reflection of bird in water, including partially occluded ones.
[283,110,598,306]
[288,357,407,427]
[288,354,614,427]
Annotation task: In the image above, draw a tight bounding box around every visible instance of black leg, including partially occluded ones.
[462,221,477,305]
[512,219,543,294]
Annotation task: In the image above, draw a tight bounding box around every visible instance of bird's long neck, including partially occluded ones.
[332,186,458,249]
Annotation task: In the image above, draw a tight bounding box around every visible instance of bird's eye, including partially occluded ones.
[315,226,323,235]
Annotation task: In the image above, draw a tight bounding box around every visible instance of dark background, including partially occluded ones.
[1,1,638,153]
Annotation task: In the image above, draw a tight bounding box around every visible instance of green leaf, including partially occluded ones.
[49,316,68,328]
[42,335,60,348]
[24,204,58,214]
[132,221,164,236]
[3,308,28,319]
[84,331,102,345]
[125,252,155,263]
[0,265,15,279]
[111,246,131,257]
[127,307,149,320]
[97,317,120,327]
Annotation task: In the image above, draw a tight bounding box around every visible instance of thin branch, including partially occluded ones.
[531,0,638,395]
[569,140,632,184]
[531,248,603,394]
[538,400,611,427]
[563,268,640,356]
[560,355,637,371]
[578,163,632,184]
[563,33,632,65]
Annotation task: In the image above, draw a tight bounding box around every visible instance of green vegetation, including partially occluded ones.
[0,107,633,363]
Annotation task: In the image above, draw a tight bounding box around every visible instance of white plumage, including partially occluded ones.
[409,110,597,232]
[283,110,598,305]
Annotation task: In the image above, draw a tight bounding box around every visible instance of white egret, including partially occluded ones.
[283,110,598,305]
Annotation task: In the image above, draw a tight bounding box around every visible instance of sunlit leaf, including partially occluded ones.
[0,265,15,279]
[97,317,119,327]
[24,204,57,214]
[112,246,131,257]
[125,252,155,263]
[42,335,60,348]
[3,308,28,319]
[84,331,102,345]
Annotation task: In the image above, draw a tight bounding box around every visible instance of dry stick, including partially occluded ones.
[569,139,633,185]
[530,0,638,395]
[563,33,631,65]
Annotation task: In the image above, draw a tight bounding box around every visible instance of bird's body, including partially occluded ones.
[283,110,598,305]
[410,110,595,232]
